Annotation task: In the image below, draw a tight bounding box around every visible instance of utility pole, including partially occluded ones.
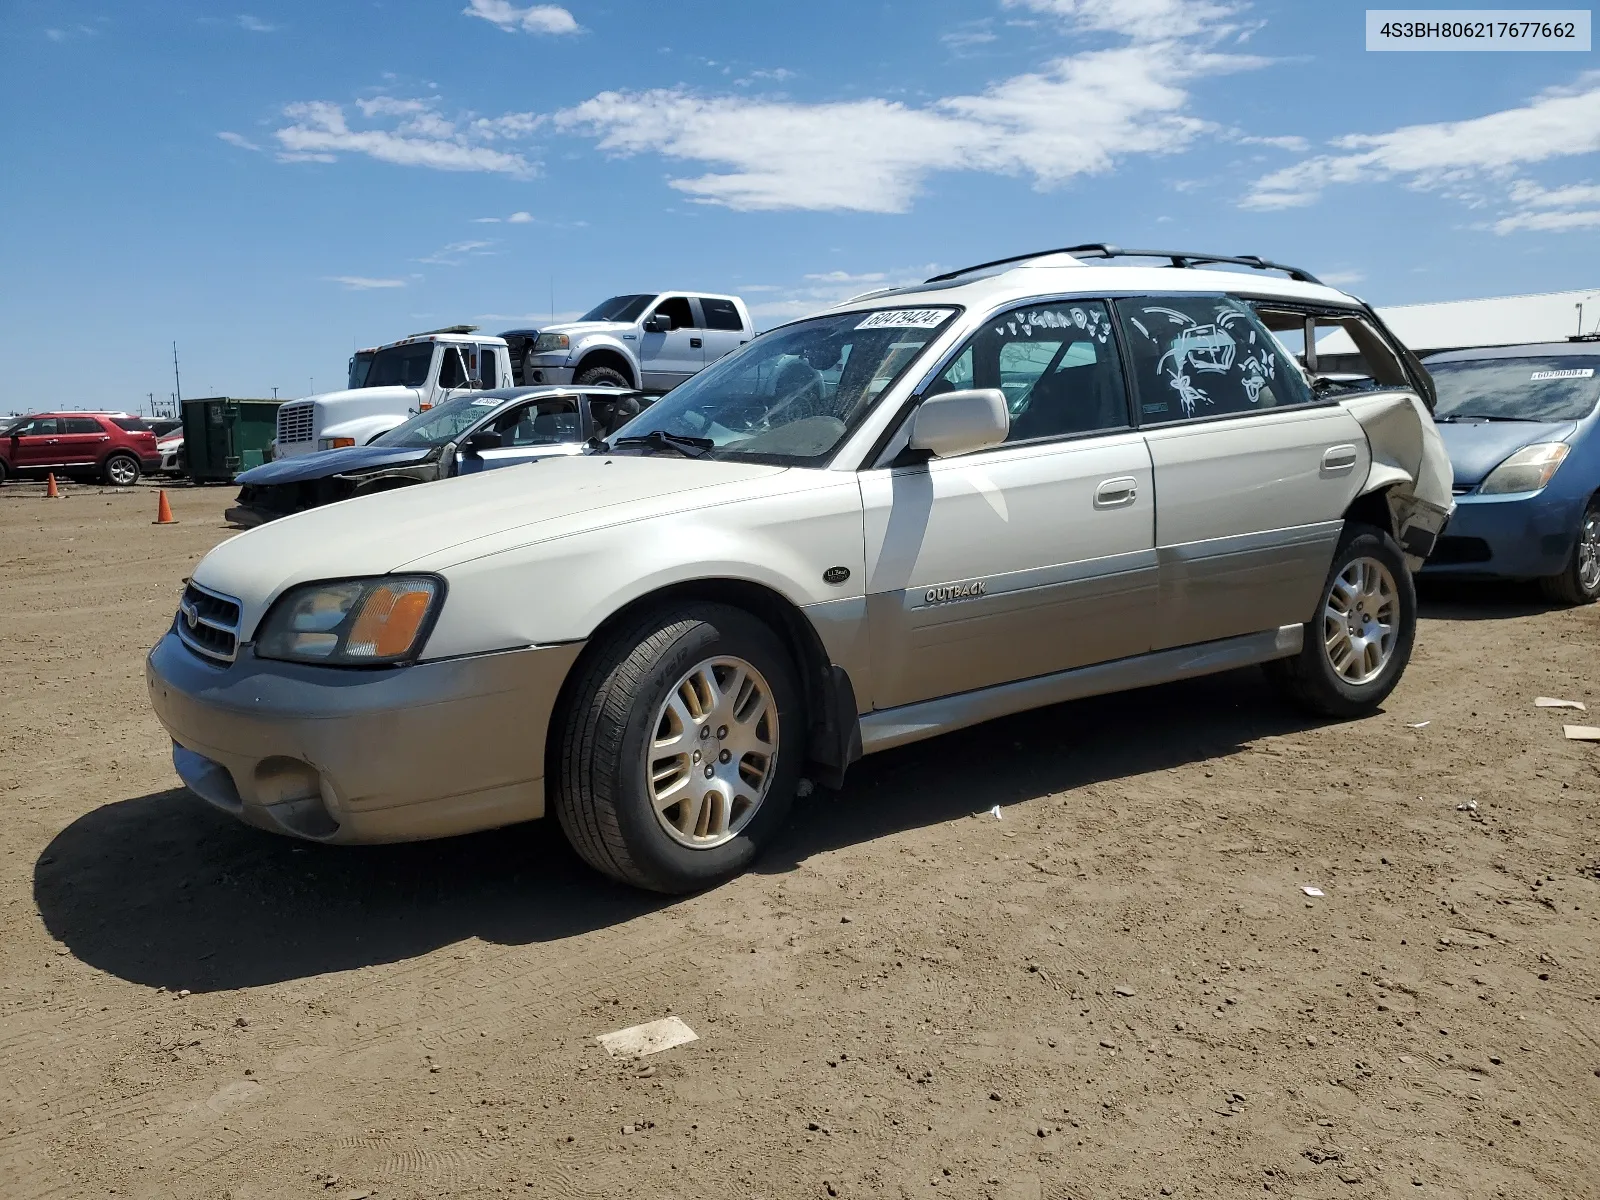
[172,342,183,410]
[272,386,278,399]
[147,392,155,417]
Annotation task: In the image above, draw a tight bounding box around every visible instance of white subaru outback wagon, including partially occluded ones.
[147,245,1453,893]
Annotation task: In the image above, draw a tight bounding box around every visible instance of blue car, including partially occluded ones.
[226,385,641,526]
[1422,341,1600,603]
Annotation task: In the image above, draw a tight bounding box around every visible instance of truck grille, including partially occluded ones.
[276,402,315,445]
[176,581,243,663]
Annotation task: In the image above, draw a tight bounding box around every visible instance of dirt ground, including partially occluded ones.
[1,479,1597,1200]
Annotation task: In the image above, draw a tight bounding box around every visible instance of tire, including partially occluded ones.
[554,603,805,893]
[575,364,631,389]
[1264,522,1417,719]
[1537,499,1600,606]
[0,459,8,484]
[102,452,140,487]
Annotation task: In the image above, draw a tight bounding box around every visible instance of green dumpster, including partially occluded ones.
[181,397,284,484]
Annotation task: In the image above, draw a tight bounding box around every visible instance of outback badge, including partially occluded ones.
[925,580,986,604]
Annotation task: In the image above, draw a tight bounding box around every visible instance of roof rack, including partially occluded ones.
[925,244,1323,286]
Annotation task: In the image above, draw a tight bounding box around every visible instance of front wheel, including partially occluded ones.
[1264,523,1417,719]
[103,453,140,487]
[575,364,631,389]
[1538,500,1600,606]
[553,603,805,893]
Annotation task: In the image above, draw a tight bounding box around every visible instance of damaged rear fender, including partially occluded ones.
[1341,392,1456,570]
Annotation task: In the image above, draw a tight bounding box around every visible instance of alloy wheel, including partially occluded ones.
[644,655,778,849]
[107,457,137,486]
[1322,556,1400,686]
[1579,509,1600,594]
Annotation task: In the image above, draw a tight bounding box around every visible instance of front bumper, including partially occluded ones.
[1421,489,1584,579]
[522,360,575,386]
[146,631,583,843]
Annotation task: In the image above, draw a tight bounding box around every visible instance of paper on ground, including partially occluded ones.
[1406,721,1430,729]
[596,1016,699,1058]
[1536,697,1587,710]
[1302,886,1325,897]
[1563,725,1600,742]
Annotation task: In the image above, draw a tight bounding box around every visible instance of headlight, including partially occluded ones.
[1479,442,1571,495]
[534,332,570,354]
[255,576,443,665]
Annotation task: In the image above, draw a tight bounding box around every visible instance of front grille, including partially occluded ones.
[276,403,315,445]
[176,581,242,663]
[1431,536,1492,566]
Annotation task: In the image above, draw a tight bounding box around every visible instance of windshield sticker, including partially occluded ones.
[472,398,501,405]
[855,308,948,330]
[1531,368,1595,380]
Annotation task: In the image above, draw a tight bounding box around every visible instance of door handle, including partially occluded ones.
[1321,444,1358,474]
[689,337,703,349]
[1093,476,1138,508]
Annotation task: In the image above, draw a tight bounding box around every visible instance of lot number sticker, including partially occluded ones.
[1531,368,1595,380]
[856,309,948,330]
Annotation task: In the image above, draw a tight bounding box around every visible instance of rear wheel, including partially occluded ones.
[103,453,140,487]
[554,603,804,893]
[1264,523,1417,718]
[1538,499,1600,606]
[575,364,631,389]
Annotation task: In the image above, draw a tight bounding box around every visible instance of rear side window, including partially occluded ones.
[112,417,150,432]
[1254,305,1413,398]
[699,298,744,331]
[64,417,105,434]
[1115,296,1310,423]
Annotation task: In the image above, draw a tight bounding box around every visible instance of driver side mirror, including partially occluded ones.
[464,429,502,453]
[907,388,1009,458]
[642,314,670,334]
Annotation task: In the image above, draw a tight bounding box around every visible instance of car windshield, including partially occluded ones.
[363,343,435,389]
[606,307,959,464]
[1431,356,1600,421]
[349,351,375,390]
[579,294,655,323]
[372,393,507,448]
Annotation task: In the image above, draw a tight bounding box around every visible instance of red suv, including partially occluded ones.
[0,412,162,486]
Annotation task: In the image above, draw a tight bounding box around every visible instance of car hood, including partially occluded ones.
[237,445,434,485]
[1434,419,1578,486]
[192,455,789,630]
[540,321,633,340]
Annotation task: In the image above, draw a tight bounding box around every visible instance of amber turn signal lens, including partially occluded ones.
[346,581,436,659]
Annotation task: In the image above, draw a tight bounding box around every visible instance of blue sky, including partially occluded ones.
[2,0,1598,412]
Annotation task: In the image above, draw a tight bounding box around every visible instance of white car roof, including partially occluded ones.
[826,257,1363,319]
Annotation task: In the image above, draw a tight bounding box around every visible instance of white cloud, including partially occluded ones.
[1318,270,1366,287]
[217,131,261,152]
[274,98,537,177]
[1244,77,1600,211]
[327,276,407,290]
[804,270,887,283]
[473,216,502,223]
[555,2,1262,212]
[463,0,580,35]
[1237,133,1308,152]
[507,210,534,223]
[1493,177,1600,234]
[746,264,942,322]
[236,14,275,33]
[418,239,497,265]
[1004,0,1243,41]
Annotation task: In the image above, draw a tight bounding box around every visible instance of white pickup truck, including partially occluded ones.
[273,327,516,459]
[523,292,752,393]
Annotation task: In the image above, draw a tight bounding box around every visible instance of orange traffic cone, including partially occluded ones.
[153,489,177,525]
[45,473,59,498]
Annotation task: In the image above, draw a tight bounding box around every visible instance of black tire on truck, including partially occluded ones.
[1264,522,1418,719]
[553,603,805,893]
[575,364,631,389]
